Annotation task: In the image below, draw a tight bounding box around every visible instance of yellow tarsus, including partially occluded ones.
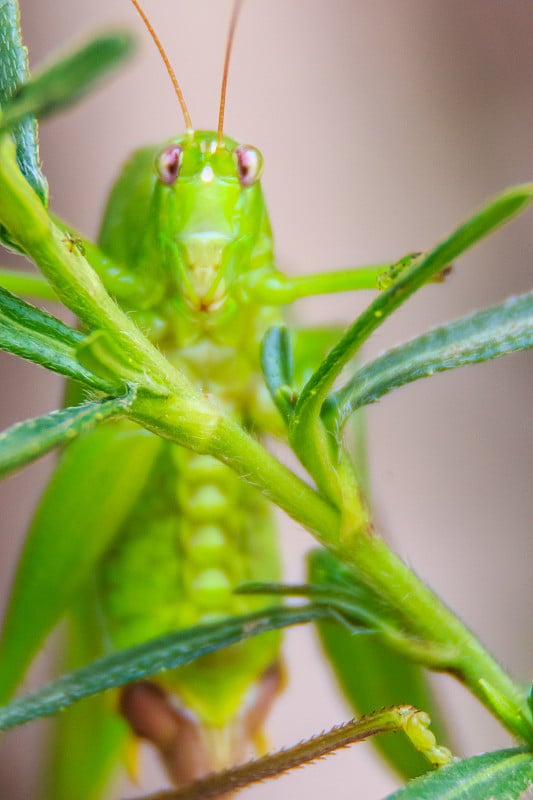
[124,735,142,784]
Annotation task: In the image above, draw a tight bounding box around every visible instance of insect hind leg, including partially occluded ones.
[120,663,282,787]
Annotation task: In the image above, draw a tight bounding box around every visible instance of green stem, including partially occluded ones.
[130,394,339,540]
[333,534,533,744]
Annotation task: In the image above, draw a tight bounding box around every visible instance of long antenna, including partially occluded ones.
[217,0,244,144]
[128,0,193,131]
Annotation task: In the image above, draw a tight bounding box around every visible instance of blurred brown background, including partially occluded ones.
[1,1,532,797]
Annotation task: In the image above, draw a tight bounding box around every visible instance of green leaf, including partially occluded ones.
[0,0,48,237]
[0,32,135,133]
[290,185,533,465]
[308,548,448,781]
[385,748,533,800]
[291,326,345,389]
[0,286,121,392]
[0,604,330,731]
[0,392,135,479]
[0,426,162,703]
[261,326,296,423]
[328,291,533,430]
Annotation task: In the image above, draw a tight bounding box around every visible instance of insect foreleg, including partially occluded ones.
[241,251,451,305]
[0,266,58,300]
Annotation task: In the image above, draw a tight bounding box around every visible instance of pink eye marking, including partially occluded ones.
[234,144,263,187]
[156,144,183,185]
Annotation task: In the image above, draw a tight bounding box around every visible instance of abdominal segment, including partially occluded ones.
[97,438,282,773]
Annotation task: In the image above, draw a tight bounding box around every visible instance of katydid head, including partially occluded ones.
[152,130,267,314]
[121,0,272,319]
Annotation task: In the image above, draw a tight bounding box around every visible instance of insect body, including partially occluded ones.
[90,130,285,778]
[22,122,289,791]
[0,2,445,794]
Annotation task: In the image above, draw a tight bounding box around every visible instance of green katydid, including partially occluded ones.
[0,0,448,793]
[2,1,533,799]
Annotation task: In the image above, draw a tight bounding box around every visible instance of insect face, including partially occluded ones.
[152,131,271,315]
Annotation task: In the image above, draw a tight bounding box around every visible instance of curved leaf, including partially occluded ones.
[0,286,120,391]
[0,32,135,133]
[0,605,330,731]
[0,392,135,479]
[385,748,533,800]
[329,291,533,429]
[0,0,47,222]
[289,185,533,465]
[261,326,295,423]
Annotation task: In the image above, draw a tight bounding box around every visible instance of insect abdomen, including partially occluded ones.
[97,437,281,727]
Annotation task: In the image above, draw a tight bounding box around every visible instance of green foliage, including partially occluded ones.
[0,604,329,731]
[261,326,296,423]
[0,32,135,135]
[0,392,135,478]
[288,185,533,486]
[0,286,122,391]
[328,291,533,429]
[0,4,532,800]
[308,548,448,781]
[0,0,47,219]
[386,748,533,800]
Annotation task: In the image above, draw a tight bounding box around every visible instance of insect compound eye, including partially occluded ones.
[156,144,183,185]
[234,144,263,187]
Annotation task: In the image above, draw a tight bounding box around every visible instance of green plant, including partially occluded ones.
[0,3,532,799]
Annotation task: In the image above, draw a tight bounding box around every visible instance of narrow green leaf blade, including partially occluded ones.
[261,326,295,422]
[308,548,449,781]
[0,286,120,392]
[291,326,344,388]
[0,0,48,209]
[330,291,533,429]
[0,393,134,479]
[386,748,533,800]
[0,605,329,731]
[0,426,162,703]
[291,185,533,452]
[0,32,135,132]
[0,285,79,344]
